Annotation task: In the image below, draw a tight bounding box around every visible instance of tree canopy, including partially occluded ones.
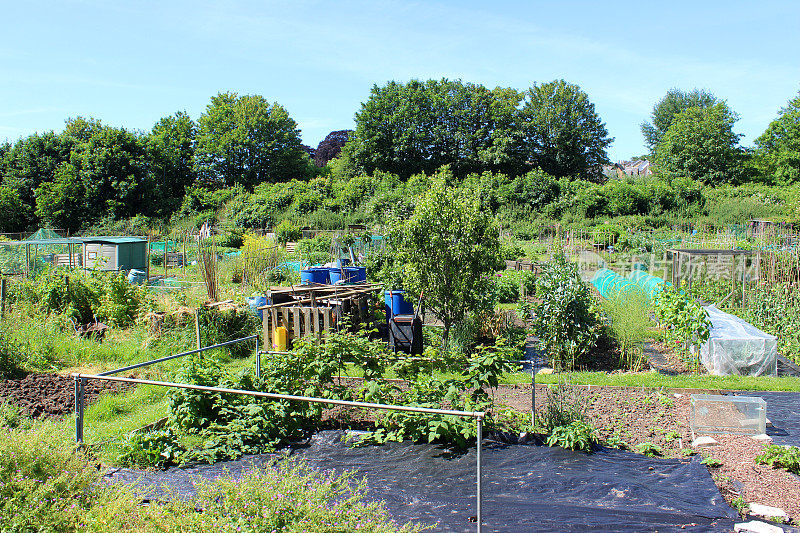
[398,177,500,344]
[755,90,800,184]
[641,89,718,151]
[342,79,525,180]
[519,79,613,182]
[652,102,743,185]
[194,92,309,189]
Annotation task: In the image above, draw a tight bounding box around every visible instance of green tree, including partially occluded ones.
[519,79,613,182]
[755,90,800,184]
[652,102,744,185]
[34,162,87,231]
[194,92,308,189]
[0,186,30,232]
[147,111,197,215]
[343,79,525,179]
[0,131,71,227]
[398,178,500,345]
[641,88,718,151]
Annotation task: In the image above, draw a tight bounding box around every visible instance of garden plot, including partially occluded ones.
[105,430,738,533]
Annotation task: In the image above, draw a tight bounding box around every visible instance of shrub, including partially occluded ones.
[532,252,600,370]
[0,326,24,378]
[275,219,302,244]
[117,428,186,469]
[131,459,427,532]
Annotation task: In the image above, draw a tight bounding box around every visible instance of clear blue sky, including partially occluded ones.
[2,0,798,161]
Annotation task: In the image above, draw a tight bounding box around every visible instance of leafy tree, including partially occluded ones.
[343,79,525,179]
[314,130,351,167]
[652,102,744,185]
[641,89,718,151]
[755,90,800,184]
[34,162,87,231]
[195,92,308,189]
[68,121,149,222]
[398,178,500,345]
[147,111,197,216]
[0,186,30,232]
[519,79,613,182]
[0,131,71,227]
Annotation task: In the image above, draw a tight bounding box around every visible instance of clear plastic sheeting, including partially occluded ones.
[700,305,778,376]
[690,394,766,437]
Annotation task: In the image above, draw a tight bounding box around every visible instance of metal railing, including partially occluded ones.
[97,334,260,377]
[72,371,486,531]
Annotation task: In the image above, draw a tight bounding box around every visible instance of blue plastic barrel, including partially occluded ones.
[300,269,316,284]
[343,267,362,283]
[246,295,268,319]
[301,267,329,284]
[329,267,343,284]
[352,266,367,282]
[384,290,414,323]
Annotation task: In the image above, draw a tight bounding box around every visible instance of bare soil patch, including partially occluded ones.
[0,372,131,418]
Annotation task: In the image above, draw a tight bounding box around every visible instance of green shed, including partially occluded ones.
[77,236,148,272]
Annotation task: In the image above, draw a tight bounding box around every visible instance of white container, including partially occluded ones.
[690,394,766,438]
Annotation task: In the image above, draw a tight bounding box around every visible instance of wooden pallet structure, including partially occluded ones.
[259,283,382,349]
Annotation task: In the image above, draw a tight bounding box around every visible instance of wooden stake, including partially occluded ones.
[194,308,202,351]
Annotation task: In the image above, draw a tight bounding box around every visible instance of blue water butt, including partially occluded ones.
[329,267,343,284]
[384,290,414,323]
[246,295,268,319]
[343,267,361,283]
[351,266,367,282]
[300,269,316,284]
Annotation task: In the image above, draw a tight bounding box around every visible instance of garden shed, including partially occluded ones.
[77,236,147,272]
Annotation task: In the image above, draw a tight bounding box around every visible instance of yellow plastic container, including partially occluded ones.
[273,326,288,352]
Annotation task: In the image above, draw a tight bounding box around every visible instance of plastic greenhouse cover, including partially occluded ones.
[700,305,777,376]
[104,431,738,532]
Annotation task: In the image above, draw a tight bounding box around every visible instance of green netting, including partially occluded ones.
[25,228,61,241]
[150,241,177,252]
[591,268,645,300]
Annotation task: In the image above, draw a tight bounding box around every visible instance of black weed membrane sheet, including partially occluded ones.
[105,431,738,532]
[734,390,800,447]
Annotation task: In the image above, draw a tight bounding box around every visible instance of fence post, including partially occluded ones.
[0,276,6,318]
[255,336,261,379]
[74,376,84,444]
[477,417,482,533]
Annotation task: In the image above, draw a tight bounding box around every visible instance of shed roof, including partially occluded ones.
[74,236,147,244]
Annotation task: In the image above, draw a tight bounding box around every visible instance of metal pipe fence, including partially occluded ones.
[72,372,486,532]
[98,335,260,377]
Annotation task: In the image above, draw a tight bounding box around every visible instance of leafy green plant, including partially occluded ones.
[532,251,600,370]
[755,444,800,475]
[603,432,629,450]
[546,420,597,452]
[654,284,710,371]
[635,441,662,457]
[700,455,722,468]
[117,428,186,468]
[731,496,748,515]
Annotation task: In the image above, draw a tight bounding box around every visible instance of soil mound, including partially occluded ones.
[0,372,129,418]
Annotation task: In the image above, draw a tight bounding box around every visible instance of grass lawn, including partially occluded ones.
[500,370,800,392]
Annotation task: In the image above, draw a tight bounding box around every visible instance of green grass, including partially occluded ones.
[502,370,800,391]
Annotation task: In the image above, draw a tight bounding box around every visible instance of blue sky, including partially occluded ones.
[2,0,798,161]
